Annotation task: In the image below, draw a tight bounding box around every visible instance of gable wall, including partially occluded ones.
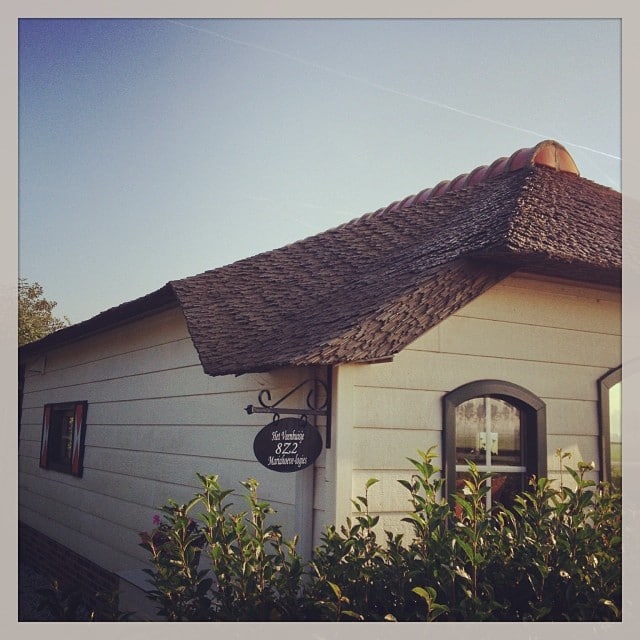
[336,274,621,535]
[19,307,322,574]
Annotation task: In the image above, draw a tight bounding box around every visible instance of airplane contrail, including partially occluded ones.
[167,20,620,162]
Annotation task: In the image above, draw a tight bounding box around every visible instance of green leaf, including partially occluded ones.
[454,566,472,582]
[600,599,620,618]
[455,538,475,564]
[342,610,364,620]
[412,586,435,602]
[327,581,342,600]
[452,495,474,519]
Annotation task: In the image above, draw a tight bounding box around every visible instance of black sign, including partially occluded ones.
[253,417,323,473]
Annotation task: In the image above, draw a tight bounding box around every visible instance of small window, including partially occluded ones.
[444,380,546,510]
[40,401,88,477]
[599,367,621,490]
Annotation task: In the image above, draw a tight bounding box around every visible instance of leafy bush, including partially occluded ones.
[139,474,306,621]
[35,578,132,621]
[139,448,621,622]
[493,461,622,621]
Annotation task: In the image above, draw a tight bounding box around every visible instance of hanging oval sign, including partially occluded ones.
[253,417,323,473]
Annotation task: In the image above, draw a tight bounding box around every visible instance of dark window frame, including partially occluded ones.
[443,380,547,503]
[598,366,621,485]
[39,401,88,477]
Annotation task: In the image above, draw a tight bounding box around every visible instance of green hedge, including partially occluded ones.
[138,448,621,622]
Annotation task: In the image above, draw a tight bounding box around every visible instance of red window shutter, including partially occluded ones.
[70,401,88,477]
[39,405,52,468]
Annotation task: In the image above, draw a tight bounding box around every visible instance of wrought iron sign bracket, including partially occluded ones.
[245,378,332,447]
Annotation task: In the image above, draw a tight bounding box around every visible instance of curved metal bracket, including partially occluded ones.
[245,378,331,446]
[257,379,327,412]
[246,378,328,416]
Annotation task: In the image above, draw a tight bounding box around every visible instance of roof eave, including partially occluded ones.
[19,284,179,360]
[472,249,621,288]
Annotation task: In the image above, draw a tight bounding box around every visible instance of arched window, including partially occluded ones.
[598,366,621,489]
[443,380,546,509]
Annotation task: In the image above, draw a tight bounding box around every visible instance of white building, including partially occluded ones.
[18,140,621,616]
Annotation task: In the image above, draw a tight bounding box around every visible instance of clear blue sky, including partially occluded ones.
[18,18,621,324]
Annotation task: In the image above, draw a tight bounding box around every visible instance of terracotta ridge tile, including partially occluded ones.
[366,140,579,219]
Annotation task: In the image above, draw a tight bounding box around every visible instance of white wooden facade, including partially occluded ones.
[18,273,621,576]
[18,306,324,573]
[328,274,621,535]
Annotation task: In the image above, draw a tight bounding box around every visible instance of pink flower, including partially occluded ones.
[152,514,162,526]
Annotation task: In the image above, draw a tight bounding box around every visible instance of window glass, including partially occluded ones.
[455,397,486,465]
[599,367,621,490]
[445,380,545,512]
[489,399,522,466]
[50,408,75,466]
[455,397,522,466]
[609,380,621,489]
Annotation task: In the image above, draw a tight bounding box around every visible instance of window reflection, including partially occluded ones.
[50,409,75,465]
[609,381,621,490]
[455,396,525,508]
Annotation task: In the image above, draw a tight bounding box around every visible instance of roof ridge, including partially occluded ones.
[189,141,581,272]
[360,139,580,221]
[20,138,619,376]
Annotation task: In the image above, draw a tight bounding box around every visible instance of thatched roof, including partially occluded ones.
[21,141,621,377]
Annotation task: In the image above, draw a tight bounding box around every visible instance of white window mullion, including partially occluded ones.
[455,465,526,473]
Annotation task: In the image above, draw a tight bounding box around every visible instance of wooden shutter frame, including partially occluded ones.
[40,401,88,477]
[70,401,88,477]
[39,404,52,468]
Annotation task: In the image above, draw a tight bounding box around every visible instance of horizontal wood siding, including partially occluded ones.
[348,275,620,536]
[19,308,315,572]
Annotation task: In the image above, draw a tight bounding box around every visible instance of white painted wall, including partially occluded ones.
[19,273,621,568]
[19,307,324,573]
[329,274,621,537]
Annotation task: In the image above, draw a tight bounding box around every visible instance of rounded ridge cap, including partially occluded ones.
[529,139,580,175]
[360,139,580,222]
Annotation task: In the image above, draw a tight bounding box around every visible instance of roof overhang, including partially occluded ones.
[19,284,179,361]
